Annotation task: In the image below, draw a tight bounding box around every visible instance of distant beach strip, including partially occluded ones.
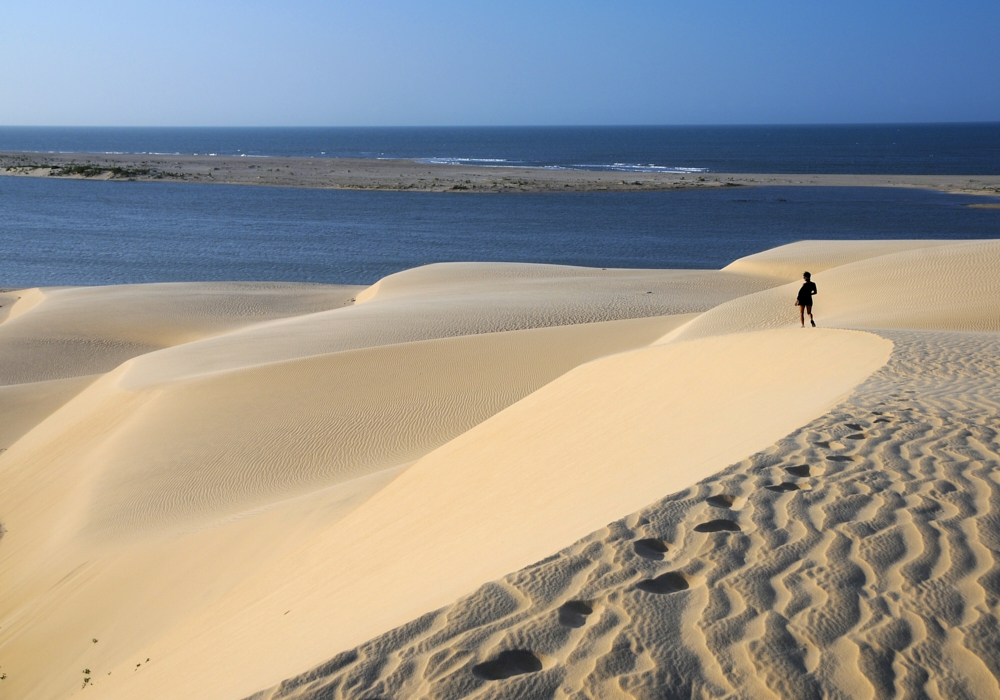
[2,151,1000,195]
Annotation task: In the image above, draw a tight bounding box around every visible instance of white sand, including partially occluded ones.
[1,243,997,700]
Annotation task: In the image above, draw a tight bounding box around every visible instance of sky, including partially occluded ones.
[1,1,998,127]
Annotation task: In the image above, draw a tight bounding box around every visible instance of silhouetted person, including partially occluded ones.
[796,271,817,327]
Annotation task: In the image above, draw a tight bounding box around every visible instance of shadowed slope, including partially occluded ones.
[0,282,361,385]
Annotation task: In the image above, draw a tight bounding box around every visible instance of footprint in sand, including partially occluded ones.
[827,455,855,462]
[784,465,810,477]
[706,494,735,509]
[557,600,594,628]
[472,650,543,680]
[845,433,866,440]
[694,519,741,533]
[873,418,891,423]
[766,483,800,492]
[845,423,864,430]
[633,538,669,560]
[636,572,689,594]
[814,441,831,449]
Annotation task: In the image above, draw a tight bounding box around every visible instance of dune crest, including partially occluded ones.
[721,239,957,282]
[675,239,1000,342]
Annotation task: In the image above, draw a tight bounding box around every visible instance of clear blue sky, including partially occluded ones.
[2,1,998,126]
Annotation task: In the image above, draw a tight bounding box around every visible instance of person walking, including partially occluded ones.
[796,271,817,327]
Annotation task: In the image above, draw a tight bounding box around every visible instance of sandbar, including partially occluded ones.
[2,150,1000,196]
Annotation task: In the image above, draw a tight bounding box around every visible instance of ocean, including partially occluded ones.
[1,125,998,287]
[3,124,1000,174]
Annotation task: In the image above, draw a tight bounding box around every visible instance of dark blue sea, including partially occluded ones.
[2,124,999,174]
[1,176,998,287]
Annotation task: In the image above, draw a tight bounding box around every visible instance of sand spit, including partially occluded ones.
[2,240,999,700]
[3,151,1000,196]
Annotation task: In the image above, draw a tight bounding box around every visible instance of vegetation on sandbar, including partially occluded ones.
[2,161,184,180]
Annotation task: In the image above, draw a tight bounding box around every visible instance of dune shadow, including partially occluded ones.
[706,494,735,509]
[694,519,741,533]
[633,538,669,560]
[472,650,543,680]
[636,572,689,594]
[557,600,593,628]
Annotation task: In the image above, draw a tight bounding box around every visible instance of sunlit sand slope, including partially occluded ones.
[721,239,959,282]
[249,329,1000,700]
[0,263,772,700]
[88,316,688,537]
[88,329,889,700]
[0,375,98,448]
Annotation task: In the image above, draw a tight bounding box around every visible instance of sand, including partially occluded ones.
[3,151,1000,196]
[1,241,999,699]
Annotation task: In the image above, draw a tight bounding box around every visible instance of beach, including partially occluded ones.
[1,239,999,699]
[3,151,1000,196]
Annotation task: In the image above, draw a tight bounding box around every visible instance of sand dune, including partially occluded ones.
[0,264,740,700]
[252,329,1000,700]
[91,329,888,700]
[2,242,998,700]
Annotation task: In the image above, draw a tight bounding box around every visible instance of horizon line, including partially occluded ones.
[2,121,999,130]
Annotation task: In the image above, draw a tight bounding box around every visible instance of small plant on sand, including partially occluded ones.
[51,163,108,177]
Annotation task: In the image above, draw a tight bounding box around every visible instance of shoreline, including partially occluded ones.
[2,151,1000,195]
